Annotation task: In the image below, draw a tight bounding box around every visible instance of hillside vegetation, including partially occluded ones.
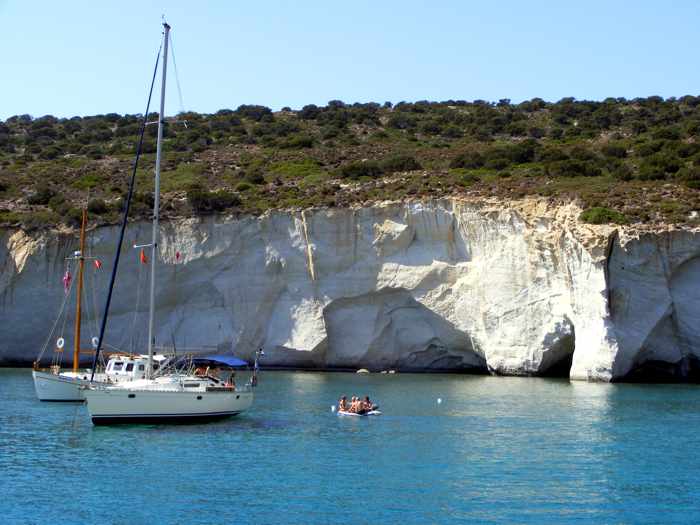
[1,96,700,229]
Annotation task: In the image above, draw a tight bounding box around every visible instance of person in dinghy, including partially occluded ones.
[337,395,379,414]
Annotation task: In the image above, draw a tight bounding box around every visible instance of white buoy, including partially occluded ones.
[437,398,442,405]
[331,405,336,412]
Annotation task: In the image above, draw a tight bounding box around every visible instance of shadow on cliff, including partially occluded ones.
[321,287,487,373]
[614,254,700,383]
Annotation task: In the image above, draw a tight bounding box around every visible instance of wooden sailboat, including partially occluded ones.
[83,21,257,424]
[32,209,154,401]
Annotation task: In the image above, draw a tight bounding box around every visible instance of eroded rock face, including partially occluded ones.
[608,230,700,381]
[1,198,699,381]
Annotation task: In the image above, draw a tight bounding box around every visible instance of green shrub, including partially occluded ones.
[235,105,272,122]
[537,146,569,162]
[235,181,254,192]
[23,209,61,230]
[39,145,63,160]
[637,165,667,180]
[0,210,23,224]
[546,159,602,177]
[338,161,383,179]
[161,163,205,192]
[244,171,265,185]
[458,173,480,187]
[677,166,700,189]
[528,127,545,139]
[63,207,83,228]
[321,126,340,140]
[380,154,422,173]
[677,142,700,158]
[279,135,314,149]
[641,153,681,176]
[187,186,240,213]
[82,145,104,159]
[450,150,484,169]
[299,104,321,120]
[442,125,463,139]
[652,126,682,140]
[134,191,154,207]
[505,121,527,136]
[48,194,68,214]
[271,160,324,179]
[580,207,627,224]
[419,120,443,135]
[27,185,55,205]
[601,143,627,158]
[610,162,633,181]
[485,157,511,170]
[387,114,417,130]
[569,145,598,162]
[87,198,108,215]
[636,140,666,157]
[73,173,105,190]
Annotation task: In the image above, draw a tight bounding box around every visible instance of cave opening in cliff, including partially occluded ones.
[538,325,576,378]
[621,357,700,384]
[540,351,574,378]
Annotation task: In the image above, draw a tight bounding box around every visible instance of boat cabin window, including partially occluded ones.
[112,362,123,371]
[138,365,145,371]
[125,363,134,372]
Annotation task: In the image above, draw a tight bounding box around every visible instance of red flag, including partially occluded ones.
[93,259,102,270]
[140,249,148,265]
[62,270,72,293]
[175,251,181,262]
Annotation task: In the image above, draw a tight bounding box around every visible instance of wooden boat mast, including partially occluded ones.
[72,208,87,373]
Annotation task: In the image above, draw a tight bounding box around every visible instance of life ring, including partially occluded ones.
[91,336,99,348]
[56,337,65,349]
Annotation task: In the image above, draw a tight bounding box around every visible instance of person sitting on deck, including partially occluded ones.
[362,396,373,412]
[338,396,348,412]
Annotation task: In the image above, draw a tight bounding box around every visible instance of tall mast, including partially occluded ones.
[147,21,169,379]
[72,208,87,373]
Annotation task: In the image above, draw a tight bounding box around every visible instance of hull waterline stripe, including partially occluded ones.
[91,411,240,418]
[91,412,241,425]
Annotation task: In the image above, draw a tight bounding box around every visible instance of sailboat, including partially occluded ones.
[32,208,160,401]
[83,21,257,424]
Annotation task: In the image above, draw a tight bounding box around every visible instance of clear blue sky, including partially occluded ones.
[2,0,699,120]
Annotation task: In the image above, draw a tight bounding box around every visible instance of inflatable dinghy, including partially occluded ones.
[337,410,382,417]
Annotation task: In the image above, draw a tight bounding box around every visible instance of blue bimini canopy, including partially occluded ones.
[190,354,249,368]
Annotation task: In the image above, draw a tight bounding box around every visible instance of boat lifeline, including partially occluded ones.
[84,354,257,424]
[84,21,258,424]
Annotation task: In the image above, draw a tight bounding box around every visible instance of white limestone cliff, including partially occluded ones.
[1,197,699,381]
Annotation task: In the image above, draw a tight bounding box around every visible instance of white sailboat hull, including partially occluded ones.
[84,386,254,425]
[32,370,103,401]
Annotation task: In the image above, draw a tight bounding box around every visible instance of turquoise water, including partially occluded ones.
[2,369,700,524]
